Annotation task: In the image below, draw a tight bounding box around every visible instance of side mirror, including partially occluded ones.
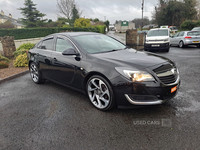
[62,48,78,56]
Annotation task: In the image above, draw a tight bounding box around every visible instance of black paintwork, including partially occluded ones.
[28,32,180,107]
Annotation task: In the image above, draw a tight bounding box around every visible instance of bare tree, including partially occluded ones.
[56,0,82,19]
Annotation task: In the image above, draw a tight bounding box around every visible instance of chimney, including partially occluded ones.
[9,14,12,18]
[1,10,4,15]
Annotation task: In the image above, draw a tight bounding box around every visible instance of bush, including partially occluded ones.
[16,43,35,51]
[180,20,197,30]
[13,43,35,57]
[14,53,28,67]
[95,25,106,34]
[0,53,10,63]
[0,61,9,69]
[0,54,10,69]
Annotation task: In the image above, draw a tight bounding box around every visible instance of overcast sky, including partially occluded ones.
[0,0,158,24]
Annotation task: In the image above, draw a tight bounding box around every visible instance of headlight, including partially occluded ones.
[164,38,169,42]
[115,67,155,82]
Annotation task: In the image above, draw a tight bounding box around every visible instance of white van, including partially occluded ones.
[144,28,170,52]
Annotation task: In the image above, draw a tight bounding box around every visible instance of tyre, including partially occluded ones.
[86,75,115,111]
[165,48,169,52]
[29,62,45,84]
[179,41,184,48]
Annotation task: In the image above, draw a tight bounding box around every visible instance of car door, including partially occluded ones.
[170,32,179,45]
[51,36,81,86]
[177,32,184,44]
[35,37,55,79]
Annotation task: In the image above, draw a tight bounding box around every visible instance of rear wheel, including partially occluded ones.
[29,62,45,84]
[179,41,184,48]
[86,75,115,111]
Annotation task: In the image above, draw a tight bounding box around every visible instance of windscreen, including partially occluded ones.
[73,34,126,54]
[147,29,169,37]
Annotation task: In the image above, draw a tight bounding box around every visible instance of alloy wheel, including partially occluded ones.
[30,63,39,83]
[179,41,184,48]
[87,78,111,109]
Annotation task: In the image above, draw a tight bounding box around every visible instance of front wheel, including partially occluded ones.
[86,75,115,111]
[29,62,45,84]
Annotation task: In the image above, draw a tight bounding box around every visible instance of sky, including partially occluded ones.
[0,0,158,24]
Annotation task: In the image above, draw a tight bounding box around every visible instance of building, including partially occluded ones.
[0,10,25,29]
[115,21,135,33]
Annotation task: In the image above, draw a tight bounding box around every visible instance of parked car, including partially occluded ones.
[191,27,200,31]
[27,32,180,110]
[144,28,170,52]
[170,31,200,48]
[169,26,178,33]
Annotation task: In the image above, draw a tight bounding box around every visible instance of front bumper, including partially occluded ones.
[144,42,170,51]
[111,75,180,107]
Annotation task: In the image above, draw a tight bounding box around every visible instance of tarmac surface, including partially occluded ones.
[0,31,200,149]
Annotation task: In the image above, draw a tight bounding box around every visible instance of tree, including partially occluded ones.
[71,4,80,25]
[152,0,198,27]
[0,21,15,29]
[74,18,91,27]
[56,0,82,20]
[104,20,110,31]
[94,18,99,22]
[19,0,46,28]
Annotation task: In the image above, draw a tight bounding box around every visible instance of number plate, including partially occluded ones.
[151,45,160,47]
[193,41,199,43]
[171,86,177,93]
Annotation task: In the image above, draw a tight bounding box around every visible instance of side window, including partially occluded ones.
[178,32,184,37]
[56,38,75,53]
[40,38,54,50]
[173,33,179,37]
[37,41,42,49]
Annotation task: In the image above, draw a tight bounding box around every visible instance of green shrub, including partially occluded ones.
[13,43,35,57]
[0,61,9,69]
[95,25,106,34]
[17,43,35,51]
[0,54,10,69]
[14,53,28,67]
[0,54,10,63]
[13,49,28,58]
[180,20,197,30]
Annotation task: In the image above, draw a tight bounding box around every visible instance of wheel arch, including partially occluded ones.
[83,71,114,93]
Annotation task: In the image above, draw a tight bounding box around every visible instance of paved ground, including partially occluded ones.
[0,32,200,150]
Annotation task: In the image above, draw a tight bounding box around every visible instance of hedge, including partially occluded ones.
[180,20,200,31]
[0,27,98,40]
[95,25,106,34]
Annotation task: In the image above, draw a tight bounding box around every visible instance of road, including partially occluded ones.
[0,31,200,150]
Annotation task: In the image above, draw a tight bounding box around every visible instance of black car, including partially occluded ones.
[27,32,180,110]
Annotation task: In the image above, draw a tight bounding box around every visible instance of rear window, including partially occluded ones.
[147,29,169,37]
[191,27,200,31]
[187,31,200,36]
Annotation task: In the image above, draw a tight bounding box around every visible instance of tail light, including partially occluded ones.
[184,36,191,39]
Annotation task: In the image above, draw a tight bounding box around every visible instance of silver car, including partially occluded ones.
[170,31,200,48]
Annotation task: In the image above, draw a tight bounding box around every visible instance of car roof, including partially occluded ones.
[150,28,169,31]
[52,32,101,37]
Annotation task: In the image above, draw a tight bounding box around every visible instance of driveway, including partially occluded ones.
[0,32,200,150]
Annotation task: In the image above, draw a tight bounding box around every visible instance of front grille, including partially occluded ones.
[157,74,177,84]
[153,64,178,85]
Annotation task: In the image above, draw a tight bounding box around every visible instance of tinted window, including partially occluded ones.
[147,29,169,37]
[40,38,54,50]
[37,41,42,49]
[73,34,126,54]
[188,31,200,36]
[56,38,75,53]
